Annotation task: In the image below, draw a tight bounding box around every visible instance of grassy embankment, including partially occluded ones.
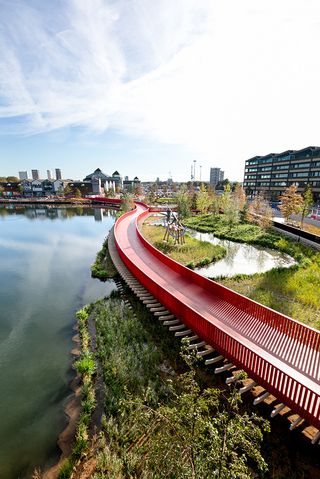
[91,237,117,280]
[58,305,96,478]
[184,214,320,330]
[61,294,269,478]
[141,222,226,269]
[58,293,320,478]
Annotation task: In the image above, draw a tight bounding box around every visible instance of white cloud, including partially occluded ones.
[1,0,320,179]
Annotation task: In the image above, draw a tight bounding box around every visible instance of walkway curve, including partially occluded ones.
[114,203,320,430]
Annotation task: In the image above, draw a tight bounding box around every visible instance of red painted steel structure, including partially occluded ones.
[90,197,122,206]
[114,203,320,429]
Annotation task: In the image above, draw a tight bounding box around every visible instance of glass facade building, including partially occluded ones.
[243,146,320,201]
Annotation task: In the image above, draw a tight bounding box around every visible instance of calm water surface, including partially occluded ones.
[0,205,116,478]
[189,230,296,277]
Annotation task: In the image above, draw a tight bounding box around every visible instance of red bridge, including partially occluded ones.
[111,202,320,440]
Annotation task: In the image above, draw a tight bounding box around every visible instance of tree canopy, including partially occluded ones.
[279,185,303,222]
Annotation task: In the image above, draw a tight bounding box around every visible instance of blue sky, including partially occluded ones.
[1,0,320,182]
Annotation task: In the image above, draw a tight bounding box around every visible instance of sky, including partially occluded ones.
[1,0,320,182]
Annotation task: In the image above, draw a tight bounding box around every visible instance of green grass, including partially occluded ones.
[91,236,118,280]
[220,258,320,329]
[155,197,177,204]
[94,296,180,415]
[141,223,226,268]
[184,213,279,245]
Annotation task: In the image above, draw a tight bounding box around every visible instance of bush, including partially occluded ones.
[75,353,95,376]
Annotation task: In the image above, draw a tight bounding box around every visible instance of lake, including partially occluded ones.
[0,205,116,478]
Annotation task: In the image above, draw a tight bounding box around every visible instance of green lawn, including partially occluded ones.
[141,223,226,269]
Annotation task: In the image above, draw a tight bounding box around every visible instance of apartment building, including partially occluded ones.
[243,146,320,201]
[209,167,224,187]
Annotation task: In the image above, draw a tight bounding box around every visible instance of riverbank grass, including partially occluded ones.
[78,296,268,478]
[221,257,320,329]
[91,236,117,280]
[141,223,226,269]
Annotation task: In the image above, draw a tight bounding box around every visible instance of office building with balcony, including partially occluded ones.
[243,146,320,201]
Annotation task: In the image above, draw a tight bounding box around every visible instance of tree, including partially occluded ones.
[0,186,4,197]
[176,185,191,218]
[6,176,19,182]
[74,188,82,199]
[133,184,143,198]
[220,183,231,214]
[63,184,72,197]
[119,351,269,479]
[57,186,64,197]
[196,184,210,214]
[300,185,314,229]
[232,183,246,213]
[221,184,240,230]
[104,186,115,198]
[120,192,134,212]
[279,185,303,222]
[247,193,273,229]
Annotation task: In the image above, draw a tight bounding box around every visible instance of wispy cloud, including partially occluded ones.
[0,0,212,133]
[1,0,320,179]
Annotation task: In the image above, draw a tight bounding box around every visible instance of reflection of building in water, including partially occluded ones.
[93,208,103,221]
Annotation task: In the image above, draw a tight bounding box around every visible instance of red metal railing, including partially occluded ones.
[114,204,320,429]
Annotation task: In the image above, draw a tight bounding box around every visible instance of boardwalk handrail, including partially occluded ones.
[114,204,320,429]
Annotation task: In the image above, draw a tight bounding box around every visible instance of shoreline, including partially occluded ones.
[42,331,82,479]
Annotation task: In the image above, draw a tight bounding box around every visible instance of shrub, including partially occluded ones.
[75,353,95,376]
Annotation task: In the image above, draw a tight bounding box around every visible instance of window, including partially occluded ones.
[273,155,291,162]
[272,173,288,178]
[258,158,273,164]
[289,172,309,178]
[290,162,310,169]
[273,164,289,170]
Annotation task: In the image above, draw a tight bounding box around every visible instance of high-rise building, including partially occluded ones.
[55,168,62,180]
[47,170,52,180]
[210,167,224,187]
[32,169,40,180]
[243,146,320,201]
[19,171,28,180]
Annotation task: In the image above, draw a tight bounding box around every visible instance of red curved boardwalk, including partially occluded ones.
[114,203,320,430]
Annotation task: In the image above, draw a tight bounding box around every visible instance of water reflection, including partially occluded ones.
[0,204,118,221]
[189,230,296,278]
[0,205,116,478]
